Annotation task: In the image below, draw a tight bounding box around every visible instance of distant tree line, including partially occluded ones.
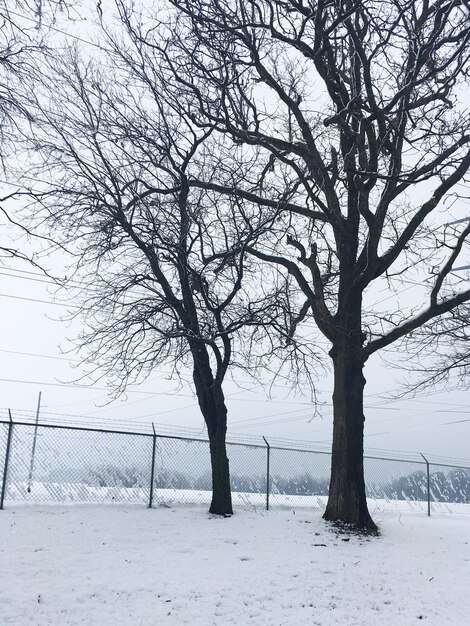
[83,464,470,504]
[382,468,470,504]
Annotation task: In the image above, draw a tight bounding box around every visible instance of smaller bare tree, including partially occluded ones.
[22,32,308,515]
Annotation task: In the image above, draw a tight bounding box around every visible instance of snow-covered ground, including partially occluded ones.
[9,480,470,516]
[1,504,469,625]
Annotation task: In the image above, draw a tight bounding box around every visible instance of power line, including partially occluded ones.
[441,417,470,425]
[0,348,76,362]
[0,376,182,395]
[230,405,315,426]
[0,348,190,382]
[0,376,291,409]
[0,271,55,285]
[0,344,322,398]
[5,407,468,465]
[0,345,450,409]
[0,265,49,277]
[0,292,75,307]
[1,334,467,404]
[1,354,466,415]
[0,264,81,286]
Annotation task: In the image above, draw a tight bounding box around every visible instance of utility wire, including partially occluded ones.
[5,407,468,465]
[0,376,185,395]
[0,264,81,286]
[0,271,55,285]
[0,348,76,362]
[0,292,75,307]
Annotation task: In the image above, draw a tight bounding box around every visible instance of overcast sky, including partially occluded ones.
[0,0,469,466]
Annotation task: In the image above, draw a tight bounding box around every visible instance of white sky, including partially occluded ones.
[0,0,469,465]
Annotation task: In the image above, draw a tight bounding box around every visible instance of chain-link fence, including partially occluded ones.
[1,417,469,515]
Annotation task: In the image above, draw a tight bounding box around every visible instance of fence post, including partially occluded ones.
[262,436,270,511]
[148,423,157,509]
[420,453,431,517]
[1,410,14,511]
[27,391,42,492]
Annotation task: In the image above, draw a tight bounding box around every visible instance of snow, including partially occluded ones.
[10,481,470,517]
[1,504,469,625]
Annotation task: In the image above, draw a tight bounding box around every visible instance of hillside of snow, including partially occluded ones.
[1,504,469,625]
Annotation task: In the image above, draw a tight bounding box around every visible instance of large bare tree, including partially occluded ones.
[117,0,470,530]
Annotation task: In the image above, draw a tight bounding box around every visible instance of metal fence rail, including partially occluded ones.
[1,416,469,515]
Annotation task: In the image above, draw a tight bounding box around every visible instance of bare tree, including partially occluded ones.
[398,300,470,391]
[0,0,75,163]
[393,213,470,392]
[0,0,76,261]
[23,34,307,515]
[120,0,470,530]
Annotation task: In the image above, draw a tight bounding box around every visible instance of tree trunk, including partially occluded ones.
[323,340,377,532]
[208,427,232,515]
[191,343,233,516]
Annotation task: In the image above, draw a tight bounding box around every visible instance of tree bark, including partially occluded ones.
[208,427,232,516]
[191,343,233,516]
[323,339,377,532]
